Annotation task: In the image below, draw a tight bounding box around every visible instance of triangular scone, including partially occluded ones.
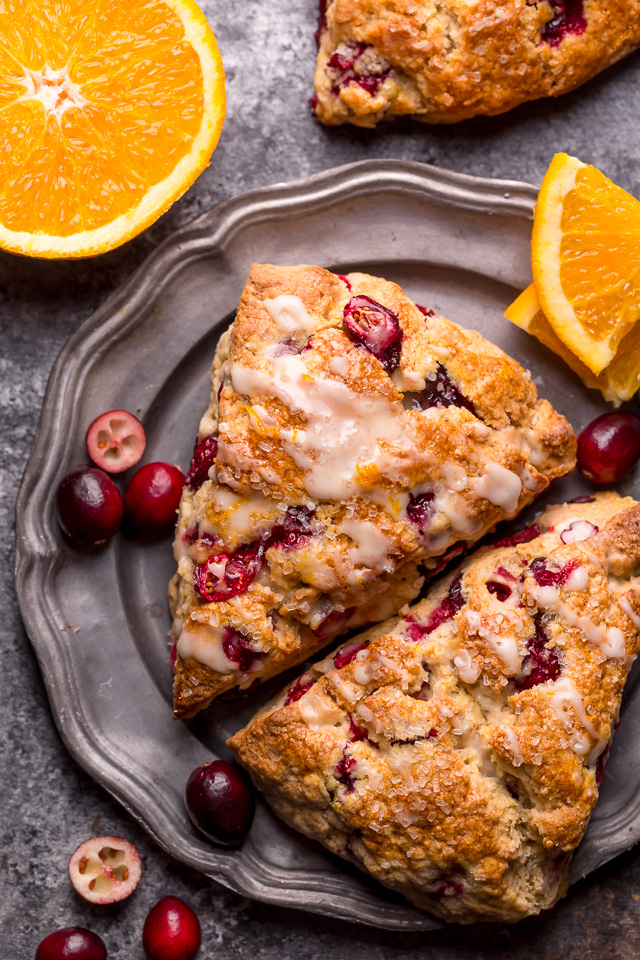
[229,492,640,923]
[171,263,575,717]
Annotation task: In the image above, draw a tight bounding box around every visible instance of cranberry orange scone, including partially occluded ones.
[170,263,575,717]
[313,0,640,128]
[229,493,640,923]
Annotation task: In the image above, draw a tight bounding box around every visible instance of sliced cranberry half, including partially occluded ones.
[577,412,640,485]
[186,434,218,490]
[85,409,146,474]
[540,0,586,46]
[68,836,142,904]
[222,627,265,672]
[404,364,476,416]
[143,896,201,960]
[193,540,266,602]
[36,928,107,960]
[343,295,403,372]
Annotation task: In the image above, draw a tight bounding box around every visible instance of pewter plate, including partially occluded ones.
[15,160,640,931]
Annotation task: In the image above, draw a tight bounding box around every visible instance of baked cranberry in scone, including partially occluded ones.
[313,0,640,128]
[169,263,575,717]
[229,492,640,924]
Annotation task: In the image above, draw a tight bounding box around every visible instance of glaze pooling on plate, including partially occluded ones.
[170,262,576,718]
[229,492,640,923]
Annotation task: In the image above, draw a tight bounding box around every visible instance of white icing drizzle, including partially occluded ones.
[207,486,281,538]
[263,295,316,334]
[298,692,349,733]
[563,565,589,592]
[454,648,481,684]
[531,585,626,660]
[498,724,524,767]
[328,356,351,377]
[432,484,480,537]
[545,677,600,757]
[619,596,640,630]
[463,610,522,673]
[522,427,547,468]
[469,462,522,513]
[177,621,238,673]
[440,463,468,492]
[339,517,395,582]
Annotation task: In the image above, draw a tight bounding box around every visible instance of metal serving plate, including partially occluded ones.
[15,160,640,931]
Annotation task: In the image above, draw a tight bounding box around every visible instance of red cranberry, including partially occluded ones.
[56,466,123,545]
[85,409,146,474]
[489,522,540,549]
[406,491,435,529]
[186,435,218,490]
[35,928,106,960]
[486,580,512,602]
[68,836,142,904]
[577,412,640,485]
[271,505,315,549]
[596,743,610,785]
[334,754,357,792]
[513,614,560,690]
[327,41,367,72]
[193,540,266,602]
[348,715,377,747]
[404,364,476,416]
[541,0,586,45]
[336,273,352,291]
[284,676,315,704]
[333,638,370,669]
[124,462,185,533]
[415,303,435,317]
[529,557,578,587]
[221,627,265,672]
[143,897,201,960]
[312,606,356,638]
[185,760,255,846]
[409,576,465,639]
[342,295,402,372]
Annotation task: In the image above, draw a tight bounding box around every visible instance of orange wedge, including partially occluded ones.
[531,153,640,375]
[0,0,225,258]
[506,283,640,406]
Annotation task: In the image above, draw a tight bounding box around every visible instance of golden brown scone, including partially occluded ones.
[313,0,640,127]
[229,493,640,923]
[171,263,575,717]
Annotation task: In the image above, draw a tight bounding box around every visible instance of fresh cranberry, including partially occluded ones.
[124,462,185,533]
[486,580,512,602]
[415,303,435,317]
[272,505,315,549]
[560,519,598,544]
[513,613,561,689]
[348,715,376,746]
[35,928,107,960]
[185,760,255,846]
[577,412,640,485]
[333,638,370,669]
[327,41,368,71]
[68,836,142,905]
[334,754,357,792]
[285,676,315,704]
[314,0,328,45]
[422,544,466,584]
[313,606,356,638]
[490,522,541,549]
[596,744,610,785]
[569,494,595,504]
[529,557,578,587]
[85,409,146,474]
[342,295,403,372]
[326,41,392,97]
[540,0,586,45]
[56,466,123,545]
[404,364,476,416]
[420,575,465,636]
[186,434,218,490]
[193,540,265,602]
[336,273,352,290]
[430,873,464,899]
[143,896,201,960]
[406,491,435,529]
[221,627,265,672]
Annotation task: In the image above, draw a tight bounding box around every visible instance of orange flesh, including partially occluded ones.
[0,0,204,235]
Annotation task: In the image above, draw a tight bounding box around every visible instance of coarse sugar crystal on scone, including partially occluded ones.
[312,0,640,128]
[170,263,575,718]
[229,492,640,924]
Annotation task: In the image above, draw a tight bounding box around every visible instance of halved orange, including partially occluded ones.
[506,283,640,406]
[531,153,640,375]
[0,0,225,258]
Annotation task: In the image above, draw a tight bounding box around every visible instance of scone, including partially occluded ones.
[170,263,575,717]
[313,0,640,128]
[229,492,640,923]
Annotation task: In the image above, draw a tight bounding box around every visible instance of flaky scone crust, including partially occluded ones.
[313,0,640,127]
[229,493,640,924]
[171,263,575,717]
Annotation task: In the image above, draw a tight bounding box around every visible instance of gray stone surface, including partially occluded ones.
[2,2,640,956]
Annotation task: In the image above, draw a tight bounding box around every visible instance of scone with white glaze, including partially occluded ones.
[170,263,575,717]
[229,492,640,923]
[313,0,640,127]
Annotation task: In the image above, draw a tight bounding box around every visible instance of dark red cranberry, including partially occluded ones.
[271,505,315,549]
[314,0,328,45]
[513,614,560,690]
[193,540,266,602]
[309,96,319,114]
[342,295,403,372]
[186,434,218,490]
[596,744,610,785]
[422,544,466,585]
[185,760,255,846]
[529,557,578,587]
[406,491,435,529]
[409,576,465,639]
[540,0,586,45]
[334,754,357,792]
[490,522,541,549]
[415,303,435,317]
[327,41,367,72]
[313,606,356,638]
[404,364,476,416]
[336,273,352,290]
[348,715,376,747]
[35,928,106,960]
[333,638,370,669]
[430,874,464,899]
[56,466,123,545]
[577,412,640,485]
[285,676,315,704]
[124,462,185,533]
[569,494,595,504]
[486,580,512,602]
[143,896,201,960]
[221,627,265,672]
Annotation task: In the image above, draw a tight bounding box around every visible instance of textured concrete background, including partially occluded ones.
[3,1,640,957]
